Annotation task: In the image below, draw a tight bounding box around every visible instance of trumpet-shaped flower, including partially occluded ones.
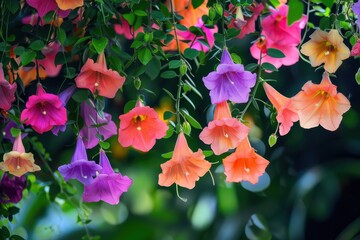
[20,84,67,134]
[118,101,168,152]
[250,35,300,69]
[262,5,307,45]
[300,29,350,73]
[0,135,41,177]
[0,173,27,204]
[199,101,249,155]
[55,0,83,10]
[0,63,17,111]
[350,41,360,57]
[79,100,117,149]
[158,132,212,189]
[223,137,269,184]
[26,0,70,18]
[83,150,132,205]
[75,52,125,98]
[352,1,360,28]
[292,72,351,131]
[263,83,299,136]
[203,49,256,104]
[58,137,102,185]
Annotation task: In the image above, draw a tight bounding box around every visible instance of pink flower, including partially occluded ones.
[262,5,307,45]
[263,82,299,135]
[20,84,67,134]
[199,101,249,155]
[0,63,17,111]
[250,35,300,69]
[350,41,360,57]
[177,19,218,52]
[118,101,168,152]
[75,52,125,98]
[114,17,142,40]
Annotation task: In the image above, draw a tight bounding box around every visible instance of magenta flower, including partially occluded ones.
[52,85,76,136]
[202,49,256,104]
[20,84,67,134]
[26,0,70,18]
[0,63,17,111]
[79,100,117,149]
[352,1,360,28]
[0,173,27,204]
[82,150,132,205]
[58,137,102,185]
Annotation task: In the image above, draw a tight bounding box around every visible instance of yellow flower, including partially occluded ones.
[300,29,350,73]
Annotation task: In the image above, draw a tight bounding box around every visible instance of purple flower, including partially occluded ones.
[82,150,132,205]
[3,121,27,143]
[79,100,117,149]
[353,1,360,28]
[0,173,27,204]
[0,63,17,111]
[202,49,256,104]
[58,137,102,185]
[52,85,76,136]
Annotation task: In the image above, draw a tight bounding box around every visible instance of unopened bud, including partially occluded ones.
[182,122,191,136]
[268,134,277,147]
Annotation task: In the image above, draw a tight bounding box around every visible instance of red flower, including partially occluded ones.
[75,52,125,98]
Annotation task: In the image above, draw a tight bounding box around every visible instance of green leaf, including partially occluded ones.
[6,1,19,14]
[138,48,152,65]
[226,28,241,39]
[163,88,176,100]
[99,141,110,150]
[192,0,204,8]
[124,100,137,113]
[29,40,45,51]
[231,53,242,64]
[14,46,25,56]
[169,60,182,69]
[182,110,202,129]
[267,48,285,58]
[175,24,188,31]
[92,37,108,54]
[134,10,147,16]
[21,50,36,66]
[355,68,360,85]
[63,67,77,79]
[245,63,258,72]
[123,13,136,25]
[57,28,66,45]
[321,0,334,8]
[245,214,272,240]
[182,93,196,109]
[163,126,174,139]
[161,151,173,158]
[261,62,278,72]
[0,226,10,239]
[48,183,61,201]
[184,48,199,60]
[9,235,25,240]
[203,150,213,157]
[161,70,177,79]
[163,111,175,120]
[288,0,304,26]
[72,89,89,103]
[10,128,21,138]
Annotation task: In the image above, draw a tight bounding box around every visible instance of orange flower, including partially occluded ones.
[199,101,249,155]
[263,83,299,136]
[158,132,211,189]
[0,135,41,177]
[178,1,208,27]
[55,0,83,10]
[223,137,269,184]
[300,29,350,73]
[292,72,351,131]
[75,52,125,98]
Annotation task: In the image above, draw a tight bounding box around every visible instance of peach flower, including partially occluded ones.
[292,72,351,131]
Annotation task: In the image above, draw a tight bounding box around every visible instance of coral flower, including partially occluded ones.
[58,137,102,185]
[158,132,212,189]
[292,72,351,131]
[300,29,350,73]
[75,52,125,98]
[0,135,41,177]
[262,5,307,45]
[176,0,208,27]
[55,0,83,10]
[26,0,70,18]
[0,173,27,204]
[202,48,256,104]
[83,150,132,205]
[350,41,360,57]
[199,101,250,155]
[114,17,143,40]
[118,101,168,152]
[21,84,67,134]
[79,100,117,149]
[223,137,269,184]
[0,63,17,111]
[263,83,299,136]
